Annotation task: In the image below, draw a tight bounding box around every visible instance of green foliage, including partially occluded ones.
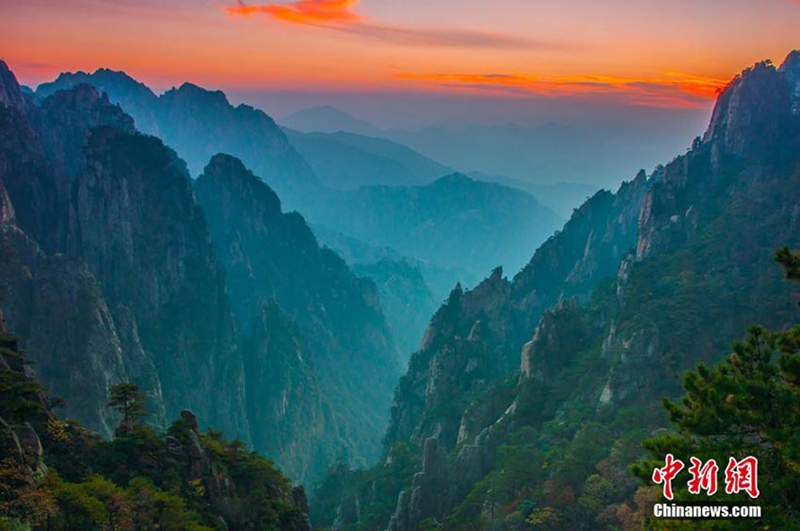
[776,246,800,281]
[632,325,800,529]
[311,443,419,530]
[0,519,30,531]
[0,332,306,531]
[630,251,800,529]
[107,382,148,430]
[0,338,47,426]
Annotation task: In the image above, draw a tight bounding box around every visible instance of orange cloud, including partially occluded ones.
[397,71,729,108]
[226,0,360,25]
[226,0,536,48]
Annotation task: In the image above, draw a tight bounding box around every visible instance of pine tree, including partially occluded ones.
[0,335,46,425]
[632,249,800,529]
[106,383,148,431]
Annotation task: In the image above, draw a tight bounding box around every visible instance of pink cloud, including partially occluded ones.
[226,0,540,49]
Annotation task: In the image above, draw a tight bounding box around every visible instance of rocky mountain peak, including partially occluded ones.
[0,60,26,111]
[167,82,231,108]
[200,153,283,216]
[37,84,137,178]
[780,49,800,114]
[39,84,133,125]
[43,68,154,98]
[36,68,161,136]
[703,59,794,157]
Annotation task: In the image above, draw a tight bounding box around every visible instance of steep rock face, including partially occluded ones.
[0,206,41,342]
[386,268,518,450]
[702,60,794,159]
[781,50,800,114]
[70,129,248,440]
[34,84,135,178]
[0,60,27,111]
[384,171,649,451]
[512,170,648,313]
[519,298,591,382]
[0,64,59,251]
[386,438,450,531]
[0,176,14,223]
[0,175,134,438]
[241,302,331,483]
[24,256,130,435]
[605,57,800,405]
[0,78,176,437]
[195,154,400,479]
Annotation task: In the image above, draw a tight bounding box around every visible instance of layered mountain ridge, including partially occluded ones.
[36,66,565,359]
[38,70,319,210]
[1,60,400,485]
[195,154,400,477]
[313,51,800,531]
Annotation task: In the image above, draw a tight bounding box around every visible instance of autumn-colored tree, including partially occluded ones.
[0,457,56,528]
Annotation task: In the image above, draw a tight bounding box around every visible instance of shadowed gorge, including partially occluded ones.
[0,61,396,489]
[311,53,800,531]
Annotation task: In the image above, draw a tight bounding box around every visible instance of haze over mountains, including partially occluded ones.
[275,96,709,190]
[0,58,570,485]
[312,50,800,530]
[3,45,800,530]
[34,68,572,362]
[2,61,400,485]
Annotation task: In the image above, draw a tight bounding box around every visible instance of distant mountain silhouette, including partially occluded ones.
[312,173,563,281]
[283,128,453,189]
[280,105,383,136]
[468,171,599,217]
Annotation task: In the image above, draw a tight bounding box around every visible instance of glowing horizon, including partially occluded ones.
[2,0,799,110]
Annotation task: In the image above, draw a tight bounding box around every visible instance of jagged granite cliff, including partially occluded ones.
[69,128,249,440]
[0,64,146,435]
[195,154,400,480]
[0,61,400,487]
[313,52,800,531]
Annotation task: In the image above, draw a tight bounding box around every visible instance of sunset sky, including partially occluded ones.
[3,0,799,109]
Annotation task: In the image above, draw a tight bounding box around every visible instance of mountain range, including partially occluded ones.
[278,103,698,196]
[36,68,565,356]
[311,51,800,530]
[3,47,800,531]
[1,60,401,485]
